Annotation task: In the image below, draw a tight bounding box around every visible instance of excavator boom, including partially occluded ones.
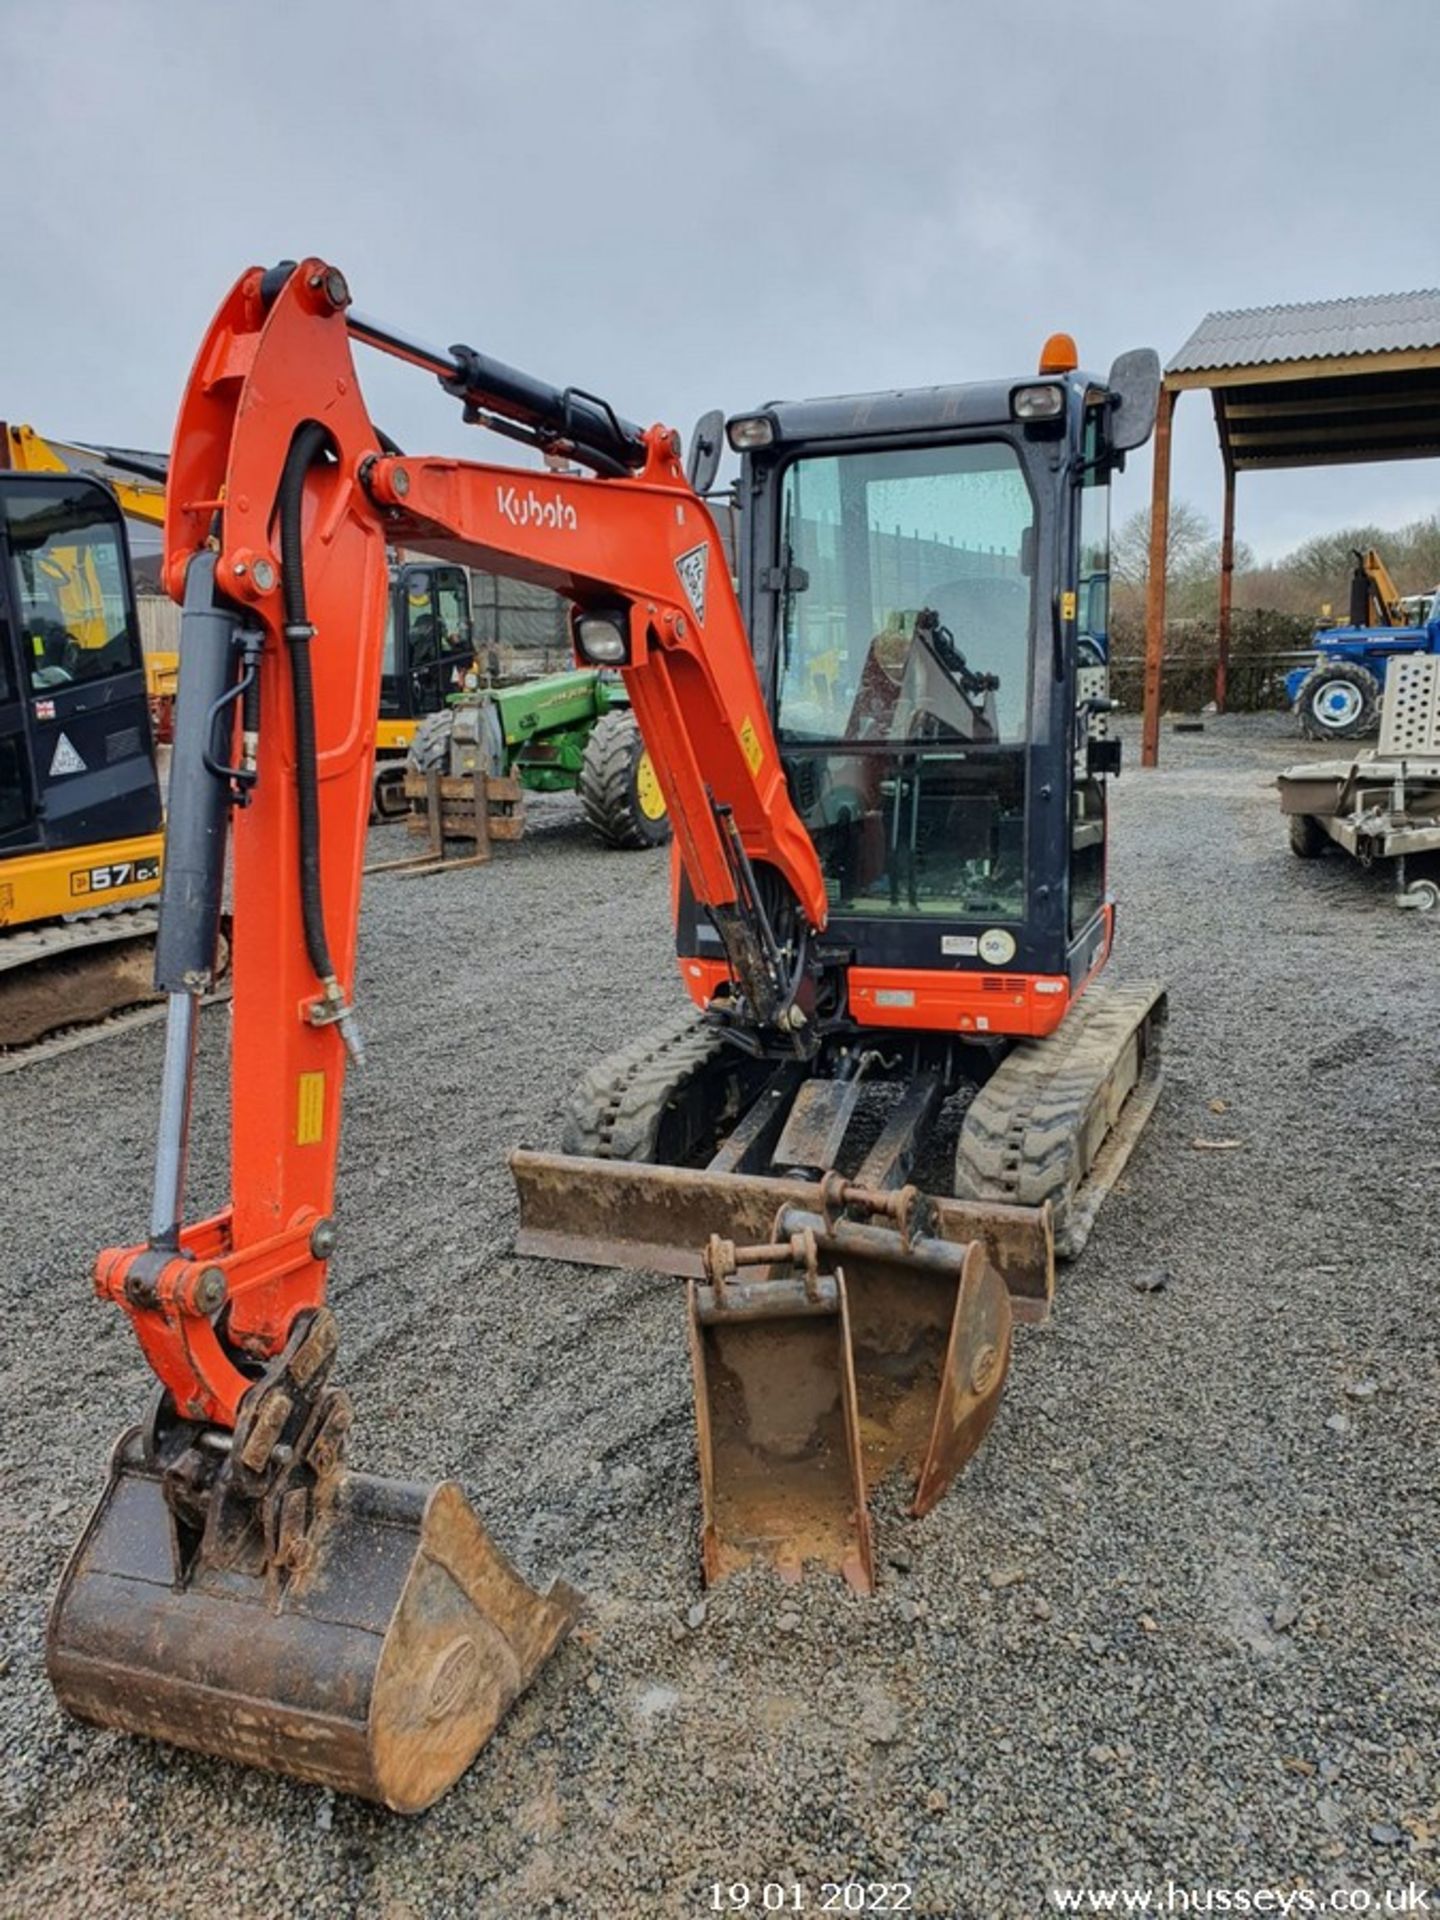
[47,257,837,1806]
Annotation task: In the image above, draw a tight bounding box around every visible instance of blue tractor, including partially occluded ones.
[1286,548,1439,739]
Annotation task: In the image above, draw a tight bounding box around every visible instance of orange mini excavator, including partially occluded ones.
[48,261,1163,1808]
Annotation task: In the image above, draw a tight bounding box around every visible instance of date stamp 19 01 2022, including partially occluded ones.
[705,1884,914,1913]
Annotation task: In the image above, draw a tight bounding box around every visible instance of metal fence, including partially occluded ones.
[469,570,569,656]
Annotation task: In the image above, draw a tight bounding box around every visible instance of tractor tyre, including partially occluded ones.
[407,709,455,774]
[1288,813,1328,859]
[1294,662,1382,741]
[578,711,671,850]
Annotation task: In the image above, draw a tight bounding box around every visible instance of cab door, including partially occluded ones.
[0,472,161,852]
[394,564,475,720]
[0,570,39,853]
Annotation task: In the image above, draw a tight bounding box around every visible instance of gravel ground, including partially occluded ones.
[1,714,1436,1919]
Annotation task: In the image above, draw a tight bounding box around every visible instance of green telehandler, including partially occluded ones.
[406,660,671,850]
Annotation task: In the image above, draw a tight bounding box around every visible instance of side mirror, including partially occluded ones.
[1106,349,1161,454]
[686,409,725,494]
[1113,349,1167,453]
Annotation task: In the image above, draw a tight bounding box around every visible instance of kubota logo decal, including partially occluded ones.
[495,484,578,532]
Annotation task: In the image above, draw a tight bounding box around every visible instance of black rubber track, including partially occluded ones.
[560,1013,727,1162]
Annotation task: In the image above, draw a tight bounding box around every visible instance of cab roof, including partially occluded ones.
[754,374,1095,444]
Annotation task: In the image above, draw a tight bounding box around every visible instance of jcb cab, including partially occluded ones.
[0,472,164,1047]
[372,560,475,815]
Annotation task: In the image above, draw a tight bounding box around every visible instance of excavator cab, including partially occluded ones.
[372,561,476,815]
[682,349,1154,1009]
[379,562,476,723]
[0,471,161,861]
[0,471,165,1047]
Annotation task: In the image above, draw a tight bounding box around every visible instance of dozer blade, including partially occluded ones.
[48,1428,580,1813]
[689,1267,875,1594]
[511,1149,1055,1322]
[826,1211,1012,1516]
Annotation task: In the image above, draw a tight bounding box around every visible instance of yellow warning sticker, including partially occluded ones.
[297,1071,326,1146]
[739,716,764,775]
[1060,590,1078,622]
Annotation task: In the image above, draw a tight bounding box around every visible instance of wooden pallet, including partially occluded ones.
[365,766,525,876]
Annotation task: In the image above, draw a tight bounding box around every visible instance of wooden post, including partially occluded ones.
[1141,385,1178,768]
[425,768,444,862]
[1216,455,1235,714]
[471,761,492,863]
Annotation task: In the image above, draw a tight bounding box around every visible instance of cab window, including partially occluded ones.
[2,480,142,692]
[775,442,1036,747]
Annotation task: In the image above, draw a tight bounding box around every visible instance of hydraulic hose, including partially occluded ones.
[276,422,363,1060]
[278,422,334,987]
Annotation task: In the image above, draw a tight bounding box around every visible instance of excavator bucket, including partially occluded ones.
[48,1426,579,1813]
[689,1259,875,1594]
[829,1210,1012,1516]
[687,1191,1013,1594]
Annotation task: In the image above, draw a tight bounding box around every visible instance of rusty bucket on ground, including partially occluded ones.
[690,1231,875,1593]
[688,1188,1012,1595]
[48,1315,578,1812]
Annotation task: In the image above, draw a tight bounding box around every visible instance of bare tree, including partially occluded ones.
[1111,501,1216,588]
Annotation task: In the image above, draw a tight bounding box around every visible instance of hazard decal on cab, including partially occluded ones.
[49,732,87,776]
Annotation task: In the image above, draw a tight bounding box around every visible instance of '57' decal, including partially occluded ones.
[71,856,161,897]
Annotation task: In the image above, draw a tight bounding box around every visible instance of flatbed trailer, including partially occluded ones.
[1279,654,1440,909]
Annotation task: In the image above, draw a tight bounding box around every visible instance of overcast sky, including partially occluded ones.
[4,0,1436,561]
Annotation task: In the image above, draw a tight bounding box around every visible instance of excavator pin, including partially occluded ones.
[688,1192,1012,1594]
[47,1312,579,1812]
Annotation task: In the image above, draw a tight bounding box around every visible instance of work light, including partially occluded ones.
[1011,384,1065,421]
[575,610,629,664]
[726,413,778,451]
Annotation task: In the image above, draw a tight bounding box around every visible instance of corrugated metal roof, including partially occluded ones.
[1169,290,1440,374]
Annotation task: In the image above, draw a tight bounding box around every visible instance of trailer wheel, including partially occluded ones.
[1288,813,1328,859]
[579,711,671,849]
[1294,662,1381,740]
